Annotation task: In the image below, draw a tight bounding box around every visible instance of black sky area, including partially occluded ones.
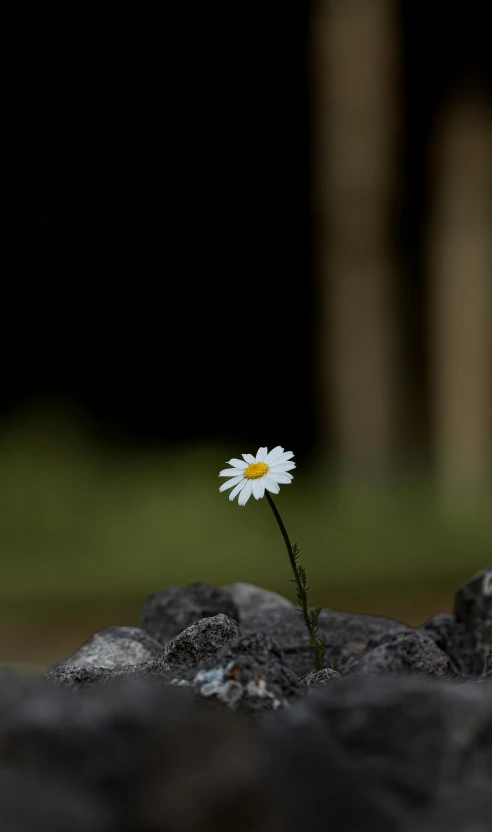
[19,3,492,454]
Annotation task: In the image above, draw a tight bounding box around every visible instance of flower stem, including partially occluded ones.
[265,491,326,671]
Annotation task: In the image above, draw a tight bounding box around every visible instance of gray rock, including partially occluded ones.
[0,770,110,832]
[0,767,110,832]
[344,631,458,678]
[49,626,164,671]
[190,656,290,713]
[46,659,176,692]
[163,634,303,714]
[47,663,126,690]
[420,613,483,676]
[216,632,292,673]
[263,713,399,832]
[404,789,492,832]
[454,566,492,662]
[269,674,492,831]
[299,668,341,690]
[138,581,239,644]
[49,648,223,694]
[223,582,294,617]
[241,605,411,677]
[0,673,111,831]
[188,633,302,713]
[8,664,492,832]
[0,673,285,832]
[161,614,240,665]
[47,632,301,713]
[483,648,492,679]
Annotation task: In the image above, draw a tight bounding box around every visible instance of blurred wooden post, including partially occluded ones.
[427,92,492,493]
[311,0,402,479]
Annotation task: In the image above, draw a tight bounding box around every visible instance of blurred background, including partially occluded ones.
[7,0,492,667]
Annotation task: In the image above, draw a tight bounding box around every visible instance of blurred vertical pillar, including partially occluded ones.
[310,0,402,479]
[427,91,492,493]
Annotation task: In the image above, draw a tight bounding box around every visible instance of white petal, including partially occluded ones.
[268,472,293,484]
[219,467,248,477]
[263,475,280,494]
[238,480,253,506]
[242,453,256,464]
[219,475,244,492]
[252,479,265,499]
[265,446,284,464]
[229,479,248,501]
[268,462,296,473]
[227,458,247,469]
[273,451,294,463]
[256,447,268,462]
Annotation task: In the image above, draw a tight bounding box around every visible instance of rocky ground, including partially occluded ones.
[1,569,491,831]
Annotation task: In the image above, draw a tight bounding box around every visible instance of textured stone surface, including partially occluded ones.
[483,648,492,679]
[223,582,294,617]
[49,626,164,671]
[0,673,284,832]
[138,582,238,645]
[0,769,110,832]
[420,613,483,676]
[404,789,492,832]
[344,631,458,678]
[454,567,492,662]
[299,668,341,690]
[46,663,142,691]
[267,674,492,831]
[241,605,411,677]
[14,571,492,829]
[188,633,302,713]
[47,632,301,713]
[7,605,492,832]
[161,614,240,665]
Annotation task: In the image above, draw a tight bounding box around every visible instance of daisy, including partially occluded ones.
[218,445,326,670]
[218,446,295,506]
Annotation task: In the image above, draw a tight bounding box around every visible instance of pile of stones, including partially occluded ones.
[1,569,491,831]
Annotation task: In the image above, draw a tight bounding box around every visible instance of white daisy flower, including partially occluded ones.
[218,446,295,506]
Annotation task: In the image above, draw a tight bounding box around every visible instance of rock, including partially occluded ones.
[134,687,286,832]
[9,627,492,832]
[299,668,341,690]
[187,633,302,713]
[47,652,194,693]
[217,632,291,672]
[241,605,411,677]
[48,626,164,671]
[420,613,483,676]
[344,631,458,678]
[161,614,240,665]
[0,673,111,832]
[46,662,142,691]
[223,582,294,617]
[454,566,492,662]
[46,664,112,690]
[483,648,492,679]
[191,656,289,713]
[138,581,239,644]
[268,674,492,831]
[0,673,285,832]
[0,768,110,832]
[404,789,492,832]
[47,632,301,713]
[262,693,400,832]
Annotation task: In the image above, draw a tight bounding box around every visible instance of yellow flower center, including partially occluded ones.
[244,461,269,479]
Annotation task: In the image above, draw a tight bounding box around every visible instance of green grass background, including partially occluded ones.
[1,418,491,667]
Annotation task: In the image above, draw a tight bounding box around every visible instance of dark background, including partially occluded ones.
[26,3,492,454]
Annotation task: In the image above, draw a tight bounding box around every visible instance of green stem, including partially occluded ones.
[265,490,325,670]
